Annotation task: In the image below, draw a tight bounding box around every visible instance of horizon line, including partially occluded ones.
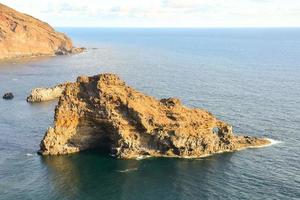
[55,26,300,29]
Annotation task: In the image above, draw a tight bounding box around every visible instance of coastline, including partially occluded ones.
[133,138,281,160]
[0,48,86,63]
[0,54,55,63]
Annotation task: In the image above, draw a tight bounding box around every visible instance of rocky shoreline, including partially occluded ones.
[0,3,85,61]
[38,73,270,159]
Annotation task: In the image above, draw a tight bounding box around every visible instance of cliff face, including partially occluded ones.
[0,3,83,60]
[39,74,270,159]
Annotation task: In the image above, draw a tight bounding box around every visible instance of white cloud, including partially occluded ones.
[1,0,300,27]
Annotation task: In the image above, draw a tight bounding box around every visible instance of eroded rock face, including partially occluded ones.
[39,74,270,159]
[27,83,70,102]
[0,3,84,60]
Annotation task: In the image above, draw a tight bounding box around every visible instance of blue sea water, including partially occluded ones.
[0,28,299,200]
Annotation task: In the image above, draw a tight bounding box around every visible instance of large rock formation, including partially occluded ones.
[39,74,270,159]
[27,83,68,102]
[0,3,84,60]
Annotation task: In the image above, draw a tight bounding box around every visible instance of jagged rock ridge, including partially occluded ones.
[39,74,270,159]
[0,3,84,60]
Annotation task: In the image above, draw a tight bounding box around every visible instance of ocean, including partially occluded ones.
[0,28,299,199]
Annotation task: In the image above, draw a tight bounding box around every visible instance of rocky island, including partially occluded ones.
[39,73,270,159]
[27,83,69,102]
[0,3,84,60]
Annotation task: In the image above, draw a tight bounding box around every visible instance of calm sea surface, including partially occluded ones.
[0,28,299,200]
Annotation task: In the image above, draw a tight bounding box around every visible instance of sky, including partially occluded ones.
[1,0,300,27]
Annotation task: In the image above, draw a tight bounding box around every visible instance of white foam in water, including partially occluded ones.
[265,138,283,146]
[244,138,283,149]
[26,153,34,156]
[117,168,138,173]
[136,155,151,160]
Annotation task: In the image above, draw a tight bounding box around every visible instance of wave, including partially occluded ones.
[235,138,283,150]
[116,168,138,173]
[25,153,34,156]
[136,155,151,160]
[264,138,283,146]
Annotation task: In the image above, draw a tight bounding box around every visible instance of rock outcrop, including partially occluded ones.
[0,3,84,60]
[27,83,68,102]
[39,74,270,159]
[3,92,14,99]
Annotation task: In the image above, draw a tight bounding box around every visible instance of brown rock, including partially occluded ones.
[0,3,84,60]
[39,74,270,159]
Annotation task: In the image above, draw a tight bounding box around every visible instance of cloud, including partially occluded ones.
[162,0,212,9]
[0,0,300,27]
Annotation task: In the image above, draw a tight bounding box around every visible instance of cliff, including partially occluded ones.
[0,3,84,60]
[39,74,270,159]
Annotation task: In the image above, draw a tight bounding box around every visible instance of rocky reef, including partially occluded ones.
[0,3,84,60]
[27,83,68,102]
[39,74,270,159]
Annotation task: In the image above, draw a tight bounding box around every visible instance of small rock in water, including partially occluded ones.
[27,83,69,102]
[3,92,14,100]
